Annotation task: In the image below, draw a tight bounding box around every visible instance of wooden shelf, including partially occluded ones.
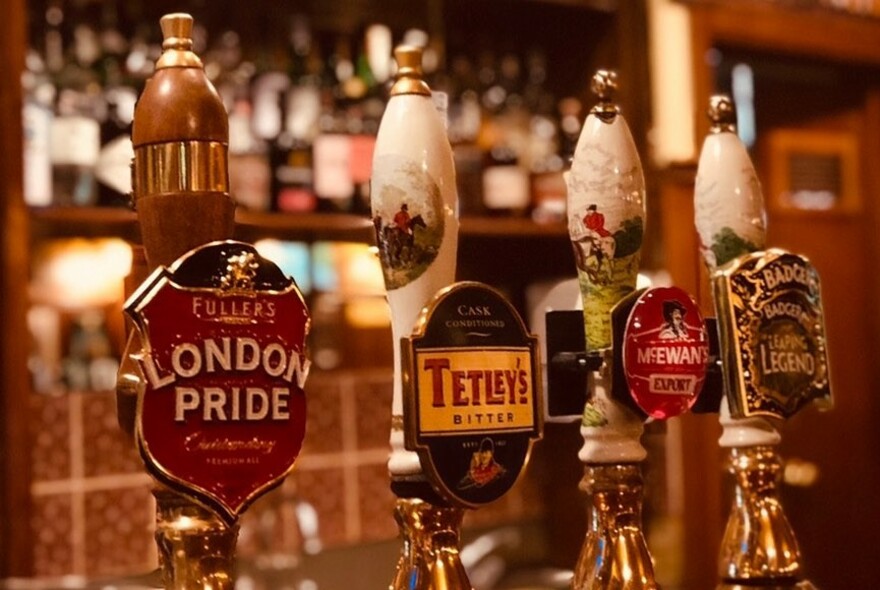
[234,210,376,243]
[28,206,570,245]
[29,206,140,241]
[460,216,568,239]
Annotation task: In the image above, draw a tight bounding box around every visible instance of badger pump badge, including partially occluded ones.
[713,248,831,420]
[402,282,542,508]
[126,241,310,524]
[622,287,710,419]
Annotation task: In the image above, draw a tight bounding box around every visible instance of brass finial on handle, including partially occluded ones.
[708,94,737,135]
[390,45,431,97]
[160,13,194,51]
[590,69,621,120]
[155,12,202,70]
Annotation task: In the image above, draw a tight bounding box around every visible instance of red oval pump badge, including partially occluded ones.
[622,287,709,419]
[125,241,309,524]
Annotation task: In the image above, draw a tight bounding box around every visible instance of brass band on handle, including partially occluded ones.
[133,142,230,200]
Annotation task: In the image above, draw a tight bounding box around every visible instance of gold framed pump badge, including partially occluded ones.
[401,281,543,509]
[713,248,832,420]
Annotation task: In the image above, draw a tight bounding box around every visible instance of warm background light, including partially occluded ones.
[30,238,133,310]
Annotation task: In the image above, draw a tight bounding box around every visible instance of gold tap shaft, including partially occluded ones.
[390,498,472,590]
[716,446,811,590]
[572,464,659,590]
[154,489,239,590]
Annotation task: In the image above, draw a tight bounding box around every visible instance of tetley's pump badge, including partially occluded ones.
[126,241,310,524]
[713,248,831,420]
[402,282,542,508]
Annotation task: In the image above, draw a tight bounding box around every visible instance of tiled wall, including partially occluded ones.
[30,390,156,577]
[30,369,546,578]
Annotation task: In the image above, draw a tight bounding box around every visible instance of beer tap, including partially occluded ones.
[117,14,309,589]
[546,68,717,590]
[373,45,542,590]
[562,70,657,590]
[694,95,831,590]
[371,45,468,590]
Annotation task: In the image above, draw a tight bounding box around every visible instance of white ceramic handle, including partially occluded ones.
[565,71,647,464]
[694,95,766,271]
[371,49,459,478]
[694,95,779,447]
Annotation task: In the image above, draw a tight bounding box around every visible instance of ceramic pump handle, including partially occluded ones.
[566,71,648,465]
[131,13,235,269]
[695,96,780,447]
[565,70,646,352]
[694,95,767,272]
[371,45,459,479]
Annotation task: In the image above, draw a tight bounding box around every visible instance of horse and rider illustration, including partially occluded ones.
[571,204,642,284]
[374,203,428,268]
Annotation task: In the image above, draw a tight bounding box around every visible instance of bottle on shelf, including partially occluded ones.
[50,88,102,207]
[266,18,319,214]
[95,84,136,207]
[94,1,136,207]
[310,35,355,213]
[44,1,104,207]
[229,97,272,211]
[22,50,55,207]
[480,52,531,216]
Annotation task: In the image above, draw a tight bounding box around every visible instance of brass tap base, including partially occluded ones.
[390,497,472,590]
[572,464,659,590]
[718,582,818,590]
[718,446,806,585]
[154,488,239,590]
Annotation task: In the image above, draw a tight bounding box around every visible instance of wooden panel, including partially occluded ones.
[759,94,880,590]
[0,0,35,576]
[683,7,880,584]
[685,0,880,66]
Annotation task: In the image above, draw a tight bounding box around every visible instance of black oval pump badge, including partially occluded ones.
[402,281,543,508]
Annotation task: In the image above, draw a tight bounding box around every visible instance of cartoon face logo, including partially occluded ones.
[458,438,506,490]
[658,299,693,341]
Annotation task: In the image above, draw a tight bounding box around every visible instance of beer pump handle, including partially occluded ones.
[694,95,767,271]
[564,70,646,354]
[696,96,827,589]
[371,45,459,484]
[566,71,662,590]
[694,95,782,445]
[564,70,647,464]
[117,12,235,437]
[131,13,235,269]
[117,13,242,590]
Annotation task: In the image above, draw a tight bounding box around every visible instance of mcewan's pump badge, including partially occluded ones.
[713,248,831,420]
[126,241,309,524]
[622,287,709,419]
[402,282,542,508]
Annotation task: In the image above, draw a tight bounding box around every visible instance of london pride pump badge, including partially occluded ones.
[402,282,542,508]
[125,241,310,524]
